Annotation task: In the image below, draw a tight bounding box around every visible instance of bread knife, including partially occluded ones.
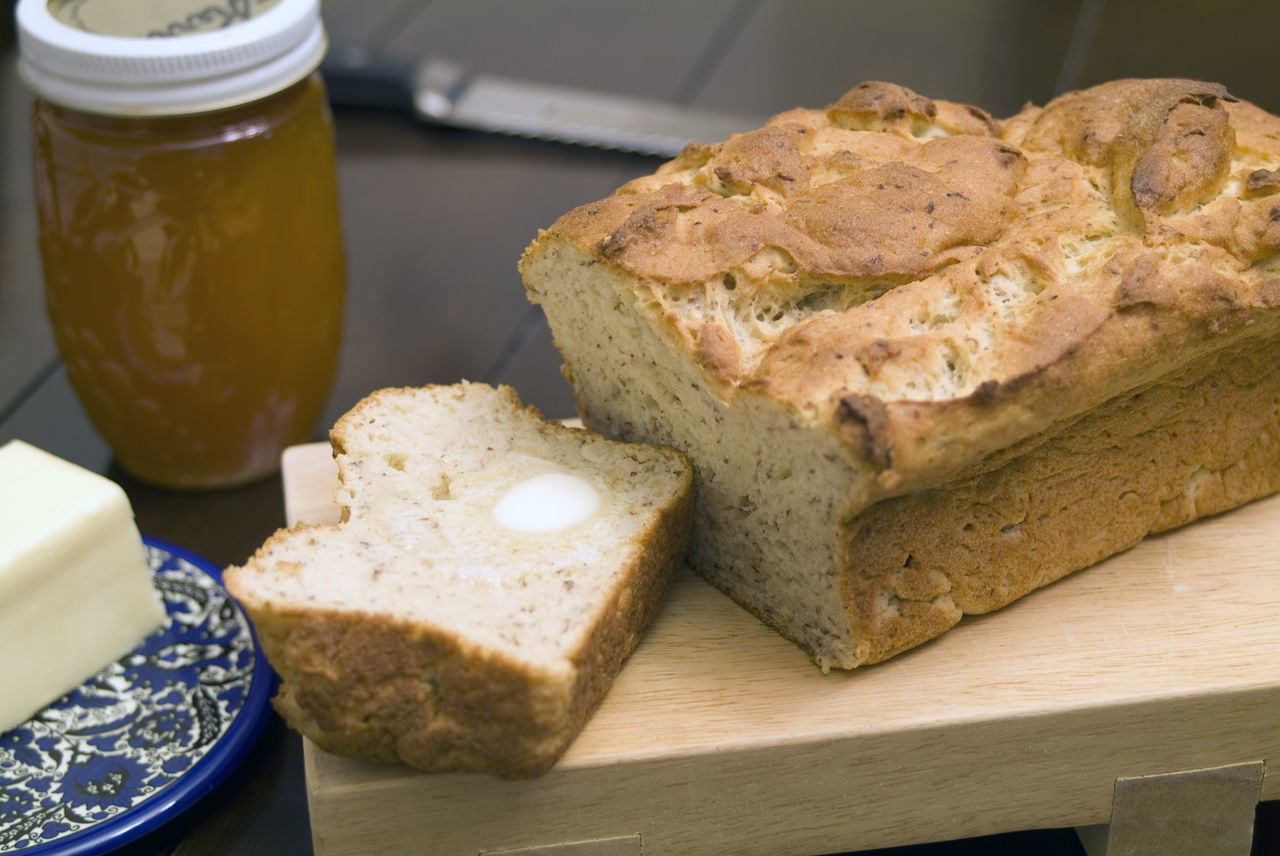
[320,45,765,157]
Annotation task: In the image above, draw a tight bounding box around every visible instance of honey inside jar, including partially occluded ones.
[31,73,346,489]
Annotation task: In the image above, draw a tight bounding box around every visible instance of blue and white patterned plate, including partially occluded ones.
[0,537,273,855]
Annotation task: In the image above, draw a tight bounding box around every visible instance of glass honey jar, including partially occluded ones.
[16,0,347,489]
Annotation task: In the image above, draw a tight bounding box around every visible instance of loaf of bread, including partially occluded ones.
[521,79,1280,671]
[224,383,693,777]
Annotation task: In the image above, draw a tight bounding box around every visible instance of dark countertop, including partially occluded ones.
[2,1,1277,853]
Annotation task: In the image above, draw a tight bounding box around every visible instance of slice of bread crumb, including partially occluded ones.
[225,382,693,778]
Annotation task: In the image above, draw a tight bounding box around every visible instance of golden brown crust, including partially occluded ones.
[529,78,1280,502]
[841,328,1280,664]
[250,590,574,775]
[1011,79,1236,227]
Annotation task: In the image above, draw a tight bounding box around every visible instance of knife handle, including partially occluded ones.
[320,45,417,113]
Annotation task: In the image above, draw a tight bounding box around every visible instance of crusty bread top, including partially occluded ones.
[523,79,1280,501]
[225,383,693,668]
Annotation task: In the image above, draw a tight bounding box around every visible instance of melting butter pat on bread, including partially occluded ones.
[224,382,693,778]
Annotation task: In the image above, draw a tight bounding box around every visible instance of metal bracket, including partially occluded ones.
[1076,760,1265,856]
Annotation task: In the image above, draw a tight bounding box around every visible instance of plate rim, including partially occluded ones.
[4,535,275,856]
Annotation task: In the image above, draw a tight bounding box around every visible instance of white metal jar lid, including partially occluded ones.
[15,0,327,116]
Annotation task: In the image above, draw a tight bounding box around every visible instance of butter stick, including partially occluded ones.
[0,440,166,733]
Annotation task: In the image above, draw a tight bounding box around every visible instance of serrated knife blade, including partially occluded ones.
[321,46,766,157]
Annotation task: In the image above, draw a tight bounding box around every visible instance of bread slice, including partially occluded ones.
[224,382,693,777]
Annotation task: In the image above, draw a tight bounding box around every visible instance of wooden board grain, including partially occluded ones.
[281,441,1280,856]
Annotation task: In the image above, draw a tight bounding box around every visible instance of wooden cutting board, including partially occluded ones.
[280,442,1280,856]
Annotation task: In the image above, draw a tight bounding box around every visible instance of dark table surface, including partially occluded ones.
[3,1,1279,853]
